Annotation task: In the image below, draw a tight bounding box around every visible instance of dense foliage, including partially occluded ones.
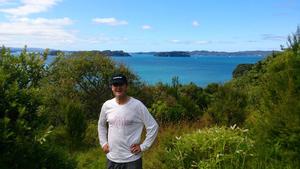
[42,51,139,121]
[0,46,76,169]
[149,78,207,123]
[232,63,254,78]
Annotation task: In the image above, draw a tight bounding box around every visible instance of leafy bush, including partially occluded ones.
[232,64,255,78]
[230,27,300,168]
[252,46,300,167]
[43,51,139,121]
[179,83,210,110]
[160,126,254,169]
[0,46,76,169]
[83,121,99,147]
[149,79,207,123]
[0,141,76,169]
[64,100,87,148]
[207,85,247,126]
[150,99,184,123]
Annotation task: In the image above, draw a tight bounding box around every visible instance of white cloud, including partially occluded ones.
[142,25,151,30]
[170,39,194,45]
[171,39,181,43]
[0,0,61,16]
[0,17,76,47]
[192,20,200,27]
[262,34,286,41]
[15,17,73,25]
[0,0,78,48]
[92,17,128,26]
[83,35,128,44]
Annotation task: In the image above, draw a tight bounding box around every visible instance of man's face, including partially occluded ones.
[111,83,128,98]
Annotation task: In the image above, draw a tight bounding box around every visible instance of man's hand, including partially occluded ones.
[130,144,141,154]
[102,144,110,154]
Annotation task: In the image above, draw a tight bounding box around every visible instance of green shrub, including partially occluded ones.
[48,126,69,147]
[150,99,185,123]
[178,95,202,120]
[232,64,255,78]
[43,51,139,120]
[83,120,99,147]
[207,85,247,126]
[0,47,76,169]
[252,49,300,168]
[64,101,87,148]
[161,126,254,169]
[0,130,76,169]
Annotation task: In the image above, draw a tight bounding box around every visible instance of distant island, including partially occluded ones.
[134,50,277,57]
[9,48,131,57]
[189,50,275,56]
[154,51,190,57]
[49,50,131,57]
[100,50,131,56]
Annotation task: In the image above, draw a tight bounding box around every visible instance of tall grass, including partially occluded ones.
[159,125,254,169]
[67,120,298,169]
[75,148,106,169]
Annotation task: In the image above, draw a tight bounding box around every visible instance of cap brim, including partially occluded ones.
[111,80,126,85]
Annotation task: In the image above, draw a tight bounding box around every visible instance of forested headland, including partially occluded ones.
[1,27,300,169]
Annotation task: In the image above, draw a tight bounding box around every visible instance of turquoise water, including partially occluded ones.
[112,54,264,87]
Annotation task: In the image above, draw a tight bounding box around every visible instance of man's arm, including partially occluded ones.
[98,103,109,152]
[139,104,159,152]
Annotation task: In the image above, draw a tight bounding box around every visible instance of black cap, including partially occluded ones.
[110,74,128,85]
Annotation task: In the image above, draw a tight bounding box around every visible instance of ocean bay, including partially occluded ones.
[112,54,264,86]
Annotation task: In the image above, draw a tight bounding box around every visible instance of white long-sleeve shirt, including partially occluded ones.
[98,97,159,163]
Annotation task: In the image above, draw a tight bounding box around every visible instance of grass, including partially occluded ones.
[71,118,298,169]
[140,120,206,168]
[75,147,106,169]
[72,120,205,169]
[160,125,255,169]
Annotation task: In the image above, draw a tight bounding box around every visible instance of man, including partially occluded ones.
[98,74,159,169]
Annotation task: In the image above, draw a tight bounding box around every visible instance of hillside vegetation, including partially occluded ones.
[1,27,299,169]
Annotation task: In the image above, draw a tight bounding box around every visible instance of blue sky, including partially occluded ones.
[0,0,299,52]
